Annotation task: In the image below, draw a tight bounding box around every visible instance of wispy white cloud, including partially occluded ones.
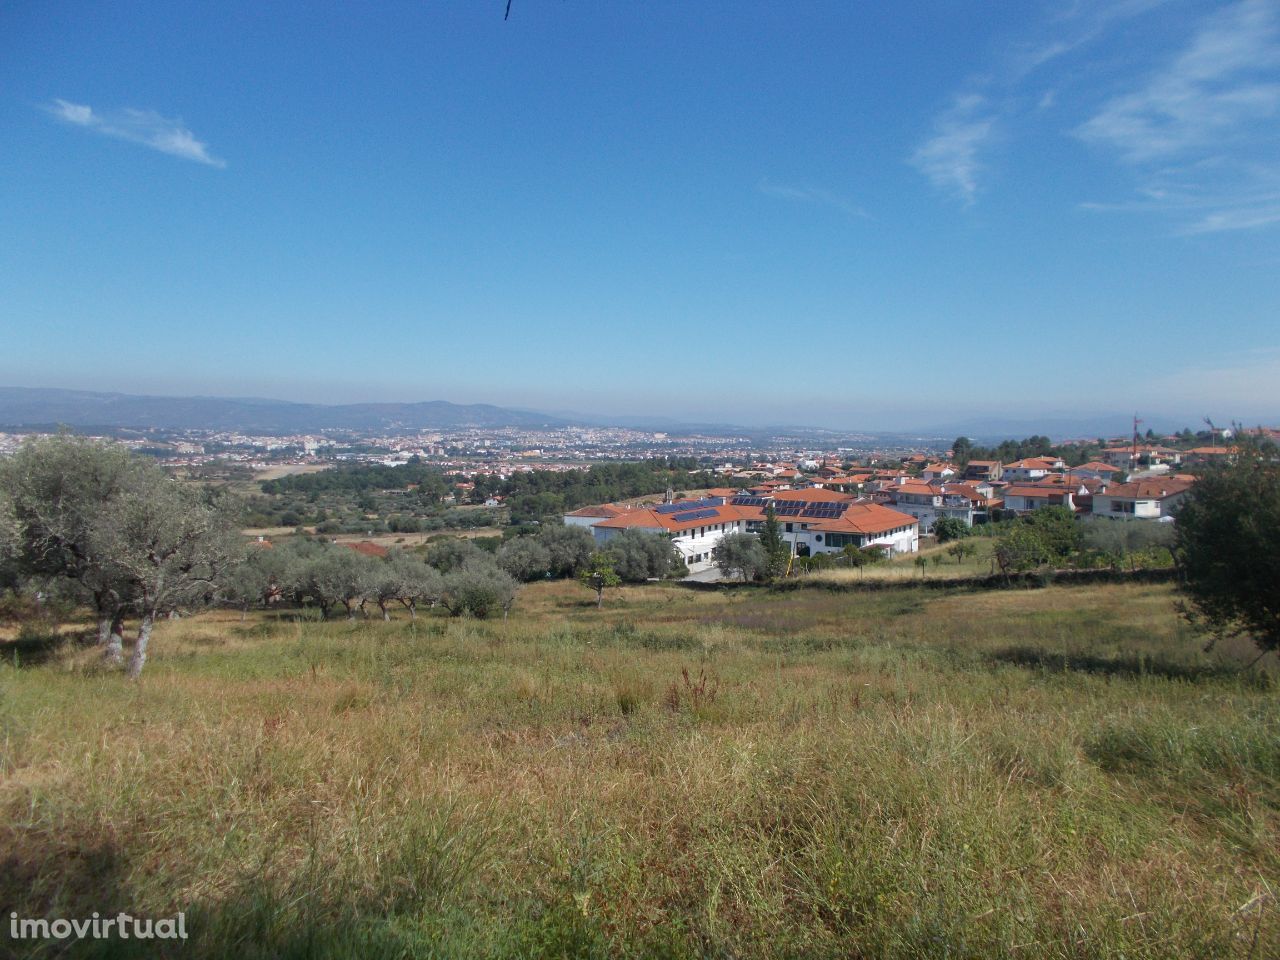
[909,94,995,205]
[1075,0,1280,231]
[756,179,870,219]
[46,99,226,168]
[907,0,1173,205]
[1076,0,1280,161]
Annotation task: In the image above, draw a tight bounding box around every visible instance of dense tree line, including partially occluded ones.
[254,457,717,527]
[951,436,1099,468]
[990,507,1175,575]
[226,538,519,621]
[260,458,452,500]
[469,459,718,523]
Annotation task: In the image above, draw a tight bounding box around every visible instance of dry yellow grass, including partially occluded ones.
[1,580,1275,958]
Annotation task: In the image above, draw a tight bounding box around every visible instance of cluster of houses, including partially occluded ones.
[563,449,1206,576]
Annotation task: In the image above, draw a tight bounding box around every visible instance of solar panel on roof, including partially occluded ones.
[671,508,720,524]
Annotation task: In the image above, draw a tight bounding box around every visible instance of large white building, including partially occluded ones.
[565,491,920,575]
[731,491,919,559]
[589,498,752,573]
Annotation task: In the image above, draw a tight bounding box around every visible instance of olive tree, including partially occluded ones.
[303,546,378,620]
[604,530,681,582]
[1175,451,1280,660]
[2,434,140,662]
[0,489,19,590]
[425,537,484,573]
[442,558,519,619]
[578,551,621,608]
[536,524,595,577]
[90,466,241,678]
[370,550,443,620]
[496,536,552,582]
[712,532,767,582]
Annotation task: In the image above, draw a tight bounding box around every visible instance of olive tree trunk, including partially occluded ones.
[127,612,154,679]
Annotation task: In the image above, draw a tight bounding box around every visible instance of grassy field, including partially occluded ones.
[808,536,1002,582]
[1,580,1276,958]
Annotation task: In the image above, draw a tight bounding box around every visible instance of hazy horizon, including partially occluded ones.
[0,381,1258,439]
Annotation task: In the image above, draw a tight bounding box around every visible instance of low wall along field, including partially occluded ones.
[1,580,1276,958]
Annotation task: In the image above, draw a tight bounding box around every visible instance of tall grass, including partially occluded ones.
[0,581,1275,957]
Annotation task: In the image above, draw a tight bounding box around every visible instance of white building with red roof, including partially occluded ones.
[1090,478,1193,520]
[883,479,993,533]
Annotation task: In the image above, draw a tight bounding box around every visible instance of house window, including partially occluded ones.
[785,523,793,532]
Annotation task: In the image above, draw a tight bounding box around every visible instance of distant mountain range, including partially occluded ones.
[0,387,572,434]
[0,386,1199,445]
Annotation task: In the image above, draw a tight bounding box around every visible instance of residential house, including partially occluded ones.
[1001,484,1077,514]
[1002,457,1065,483]
[963,460,1003,482]
[883,479,991,533]
[1090,478,1193,520]
[1071,461,1125,482]
[921,462,957,481]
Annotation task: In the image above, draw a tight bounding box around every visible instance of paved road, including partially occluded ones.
[682,567,728,583]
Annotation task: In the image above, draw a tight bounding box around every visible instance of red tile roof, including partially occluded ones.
[1098,478,1193,500]
[345,541,389,558]
[1002,485,1068,500]
[810,503,919,536]
[565,504,628,518]
[594,503,751,534]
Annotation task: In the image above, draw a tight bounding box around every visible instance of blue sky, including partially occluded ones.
[1,0,1278,431]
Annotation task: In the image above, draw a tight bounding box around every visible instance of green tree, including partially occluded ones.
[2,434,140,662]
[952,436,973,467]
[933,517,969,543]
[995,525,1051,574]
[425,537,483,573]
[758,504,790,581]
[1023,506,1082,560]
[90,465,241,677]
[536,524,596,577]
[442,559,519,619]
[604,530,681,582]
[578,551,622,608]
[0,489,19,592]
[1175,451,1280,659]
[712,532,767,582]
[496,536,552,582]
